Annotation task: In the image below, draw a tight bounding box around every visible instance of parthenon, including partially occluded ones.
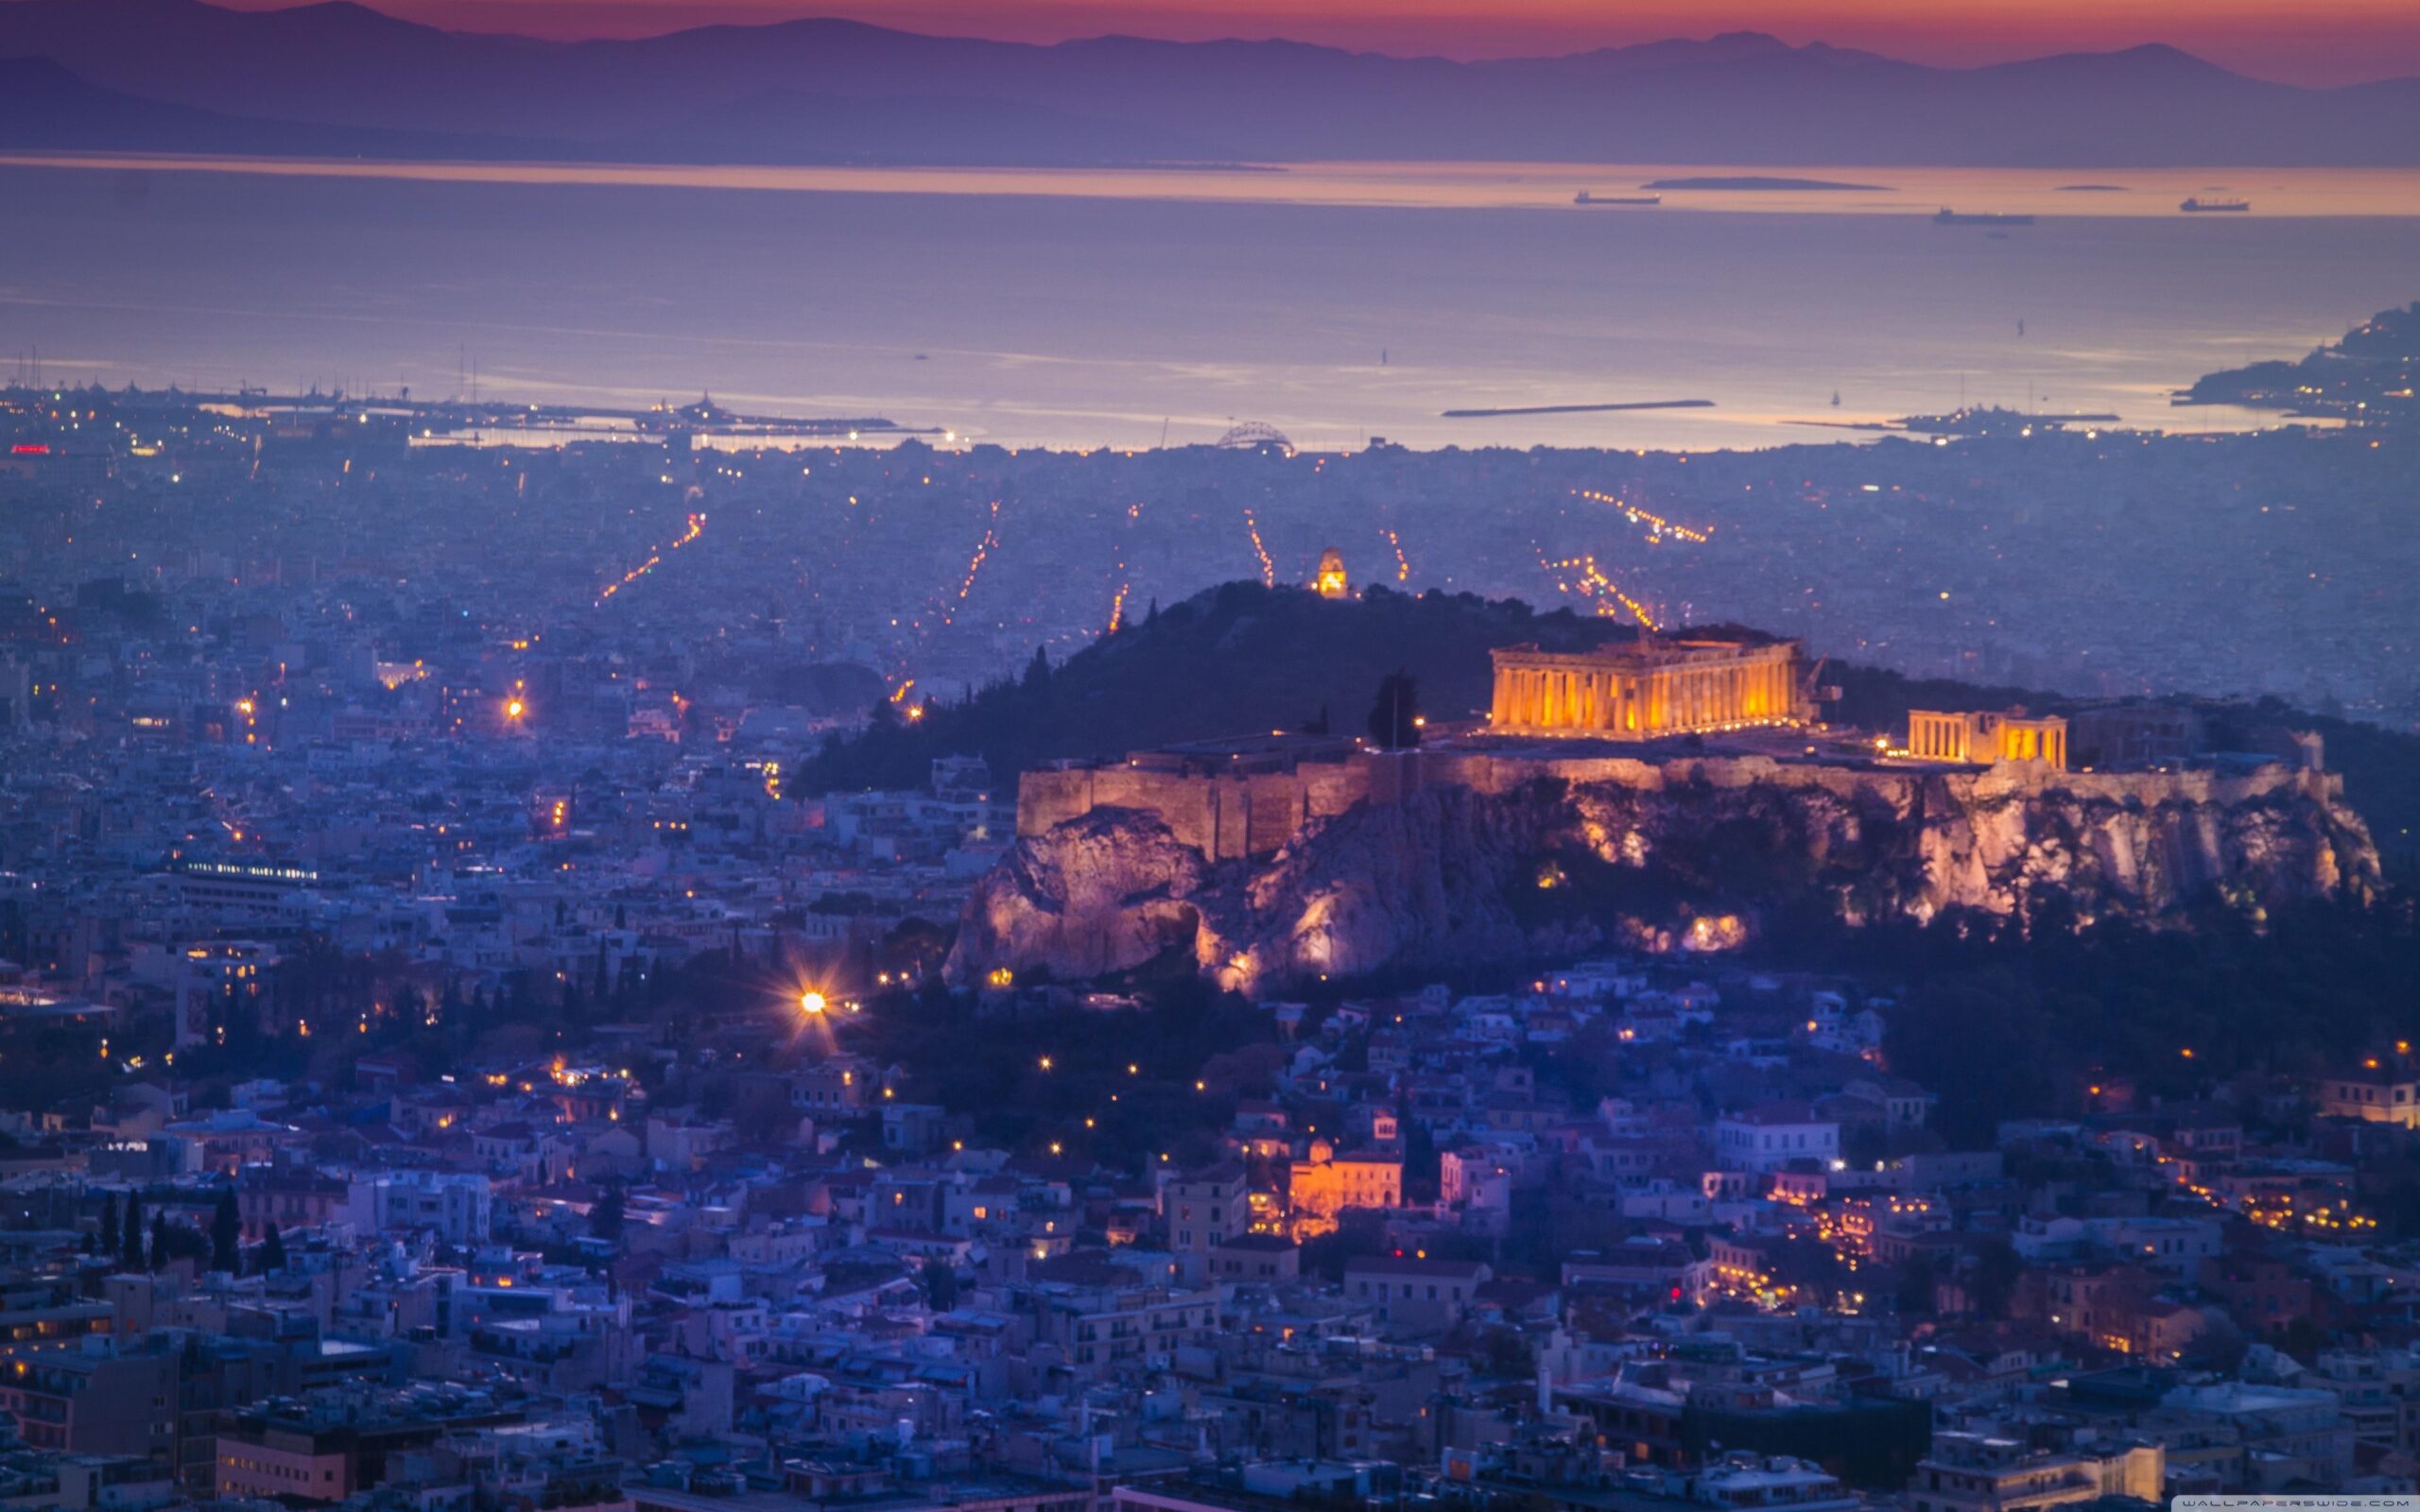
[1488,638,1805,740]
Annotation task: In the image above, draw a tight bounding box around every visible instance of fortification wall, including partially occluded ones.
[1017,760,1374,861]
[1431,749,2335,811]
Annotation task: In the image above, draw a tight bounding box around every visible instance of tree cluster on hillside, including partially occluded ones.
[797,582,1640,793]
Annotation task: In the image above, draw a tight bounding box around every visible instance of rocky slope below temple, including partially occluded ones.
[950,753,2380,994]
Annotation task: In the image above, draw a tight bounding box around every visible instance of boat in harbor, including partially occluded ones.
[1933,208,2034,226]
[2180,198,2251,213]
[1574,191,1661,206]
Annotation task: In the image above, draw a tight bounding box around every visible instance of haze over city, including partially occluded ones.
[0,1,2416,1509]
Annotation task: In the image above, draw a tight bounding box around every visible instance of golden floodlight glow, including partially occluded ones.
[504,697,526,719]
[799,990,827,1015]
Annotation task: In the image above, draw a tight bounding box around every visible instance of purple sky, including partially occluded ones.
[229,0,2420,85]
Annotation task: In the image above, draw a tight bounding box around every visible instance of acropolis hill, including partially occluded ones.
[954,626,2380,993]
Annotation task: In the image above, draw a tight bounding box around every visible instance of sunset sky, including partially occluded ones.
[245,0,2420,85]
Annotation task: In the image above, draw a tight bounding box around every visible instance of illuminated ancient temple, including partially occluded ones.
[1488,638,1805,740]
[1906,708,2068,769]
[1313,548,1349,599]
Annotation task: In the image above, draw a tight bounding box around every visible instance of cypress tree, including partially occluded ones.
[589,1186,626,1242]
[210,1189,242,1274]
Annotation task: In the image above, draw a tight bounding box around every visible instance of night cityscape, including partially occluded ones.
[0,3,2417,1511]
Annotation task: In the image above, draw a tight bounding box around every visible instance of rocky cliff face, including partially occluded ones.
[951,806,1213,982]
[948,761,2380,993]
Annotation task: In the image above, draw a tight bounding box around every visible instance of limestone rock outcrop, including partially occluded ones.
[950,805,1211,982]
[948,759,2379,993]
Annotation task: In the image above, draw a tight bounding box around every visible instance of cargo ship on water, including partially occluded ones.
[1933,209,2034,226]
[2181,198,2251,213]
[1574,191,1661,206]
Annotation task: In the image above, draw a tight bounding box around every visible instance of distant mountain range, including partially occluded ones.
[1,0,2417,166]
